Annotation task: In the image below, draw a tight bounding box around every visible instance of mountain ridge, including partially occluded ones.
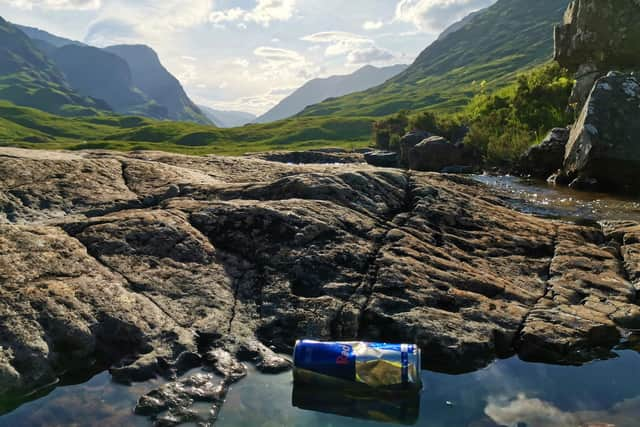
[255,64,407,123]
[299,0,571,118]
[199,105,256,128]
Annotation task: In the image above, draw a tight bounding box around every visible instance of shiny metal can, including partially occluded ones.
[293,340,422,390]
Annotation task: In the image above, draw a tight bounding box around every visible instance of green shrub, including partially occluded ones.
[373,111,408,150]
[463,62,573,165]
[389,134,401,152]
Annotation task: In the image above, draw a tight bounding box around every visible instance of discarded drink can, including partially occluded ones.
[293,340,422,390]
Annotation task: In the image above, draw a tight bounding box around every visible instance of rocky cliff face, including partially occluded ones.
[1,148,639,423]
[554,0,640,105]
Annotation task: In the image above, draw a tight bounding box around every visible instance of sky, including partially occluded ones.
[0,0,496,115]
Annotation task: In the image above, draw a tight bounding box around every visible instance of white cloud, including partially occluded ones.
[209,0,297,27]
[302,31,371,57]
[363,20,384,30]
[231,58,250,68]
[254,46,305,63]
[2,0,101,10]
[347,46,395,64]
[394,0,493,32]
[209,7,246,24]
[302,31,397,64]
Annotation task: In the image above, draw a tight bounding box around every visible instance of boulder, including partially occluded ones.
[562,72,640,193]
[407,136,469,172]
[399,130,432,167]
[517,127,570,179]
[364,150,399,168]
[555,0,640,106]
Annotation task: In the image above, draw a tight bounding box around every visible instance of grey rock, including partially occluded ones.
[408,136,469,173]
[555,0,640,107]
[517,128,570,179]
[562,73,640,193]
[399,131,432,167]
[364,150,399,168]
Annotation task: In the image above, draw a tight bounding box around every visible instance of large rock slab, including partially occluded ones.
[562,72,640,192]
[1,147,639,418]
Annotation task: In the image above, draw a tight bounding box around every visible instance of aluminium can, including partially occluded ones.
[293,340,422,390]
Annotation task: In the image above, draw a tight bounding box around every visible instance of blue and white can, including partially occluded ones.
[293,340,422,389]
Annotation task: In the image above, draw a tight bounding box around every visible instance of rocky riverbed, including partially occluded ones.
[1,148,639,425]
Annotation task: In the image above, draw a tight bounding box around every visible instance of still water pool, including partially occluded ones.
[1,350,640,427]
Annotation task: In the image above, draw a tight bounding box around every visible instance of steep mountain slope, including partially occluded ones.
[51,45,168,118]
[105,44,210,124]
[256,64,407,123]
[0,17,106,116]
[199,105,256,127]
[300,0,571,117]
[15,24,83,48]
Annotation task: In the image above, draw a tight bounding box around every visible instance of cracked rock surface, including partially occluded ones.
[1,147,639,422]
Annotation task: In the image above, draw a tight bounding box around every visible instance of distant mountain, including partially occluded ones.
[50,45,168,118]
[300,0,571,117]
[0,16,106,116]
[12,21,211,124]
[199,105,256,127]
[15,24,83,48]
[255,64,407,123]
[105,45,210,124]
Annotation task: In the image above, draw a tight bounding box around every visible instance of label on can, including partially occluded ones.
[293,340,421,389]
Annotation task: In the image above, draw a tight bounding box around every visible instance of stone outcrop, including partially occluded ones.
[364,150,399,168]
[249,150,364,165]
[517,128,570,179]
[562,72,640,192]
[555,0,640,106]
[408,136,471,173]
[399,130,432,167]
[1,147,639,422]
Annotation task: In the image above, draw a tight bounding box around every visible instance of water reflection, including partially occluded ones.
[2,352,640,426]
[292,383,420,425]
[217,351,640,427]
[473,175,640,223]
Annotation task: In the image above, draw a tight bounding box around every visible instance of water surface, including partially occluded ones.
[2,350,640,427]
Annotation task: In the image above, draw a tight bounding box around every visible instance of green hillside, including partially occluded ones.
[0,101,373,155]
[300,0,570,118]
[0,17,107,116]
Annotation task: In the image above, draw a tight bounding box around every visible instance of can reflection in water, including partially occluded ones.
[293,340,422,390]
[292,382,420,425]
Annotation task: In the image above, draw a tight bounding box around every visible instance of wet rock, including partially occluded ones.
[517,224,638,364]
[135,373,227,425]
[205,349,247,381]
[364,150,399,168]
[517,128,570,179]
[562,73,640,193]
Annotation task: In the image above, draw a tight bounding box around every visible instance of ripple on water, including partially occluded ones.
[473,175,640,223]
